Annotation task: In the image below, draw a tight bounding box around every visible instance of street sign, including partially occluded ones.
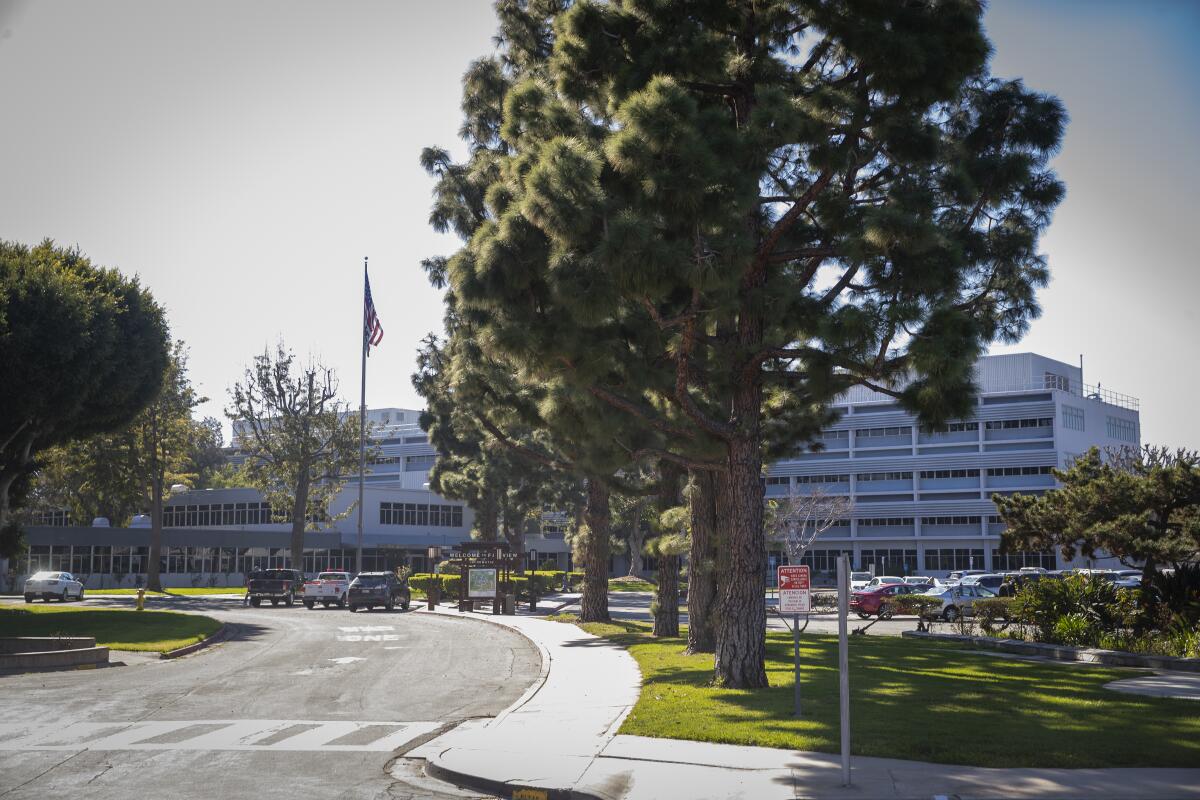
[467,568,498,599]
[778,565,811,614]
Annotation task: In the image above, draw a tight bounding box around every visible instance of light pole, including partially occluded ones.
[426,545,441,609]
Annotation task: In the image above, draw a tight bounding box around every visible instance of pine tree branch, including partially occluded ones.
[755,170,835,267]
[477,415,570,472]
[623,446,727,474]
[586,384,698,442]
[673,312,736,441]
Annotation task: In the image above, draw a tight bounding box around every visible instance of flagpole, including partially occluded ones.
[356,257,368,575]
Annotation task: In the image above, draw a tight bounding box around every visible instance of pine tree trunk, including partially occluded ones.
[580,478,610,622]
[687,468,720,654]
[503,518,527,575]
[477,492,499,542]
[626,522,645,576]
[652,463,682,638]
[713,435,768,688]
[653,553,680,637]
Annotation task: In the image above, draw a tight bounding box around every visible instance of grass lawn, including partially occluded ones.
[567,617,1200,769]
[0,605,222,652]
[609,577,657,593]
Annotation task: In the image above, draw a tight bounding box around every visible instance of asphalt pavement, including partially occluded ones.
[0,595,540,799]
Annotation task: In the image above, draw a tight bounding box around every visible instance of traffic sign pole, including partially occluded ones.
[793,612,801,717]
[777,565,811,718]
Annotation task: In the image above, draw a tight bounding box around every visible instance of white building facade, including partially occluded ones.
[765,353,1140,581]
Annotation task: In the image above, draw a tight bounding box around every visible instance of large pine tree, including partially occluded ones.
[427,0,1064,687]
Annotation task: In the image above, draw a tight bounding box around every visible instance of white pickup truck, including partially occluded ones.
[303,571,352,609]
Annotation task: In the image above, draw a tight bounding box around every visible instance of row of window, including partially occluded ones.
[1107,416,1138,443]
[925,422,977,433]
[859,517,913,527]
[921,516,983,526]
[857,471,912,482]
[780,548,1055,574]
[986,466,1053,477]
[796,473,851,484]
[22,545,433,577]
[856,426,910,438]
[162,502,322,527]
[984,417,1053,430]
[919,469,979,479]
[405,454,438,472]
[379,502,464,528]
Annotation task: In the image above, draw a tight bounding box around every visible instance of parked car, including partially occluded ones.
[347,572,410,613]
[946,569,987,582]
[850,583,932,619]
[24,571,85,603]
[922,583,998,621]
[303,571,352,609]
[245,568,305,607]
[864,576,905,590]
[849,572,875,591]
[961,573,1006,594]
[1113,569,1143,589]
[904,576,933,585]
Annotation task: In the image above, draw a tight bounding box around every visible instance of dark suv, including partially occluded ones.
[347,572,410,613]
[246,568,306,607]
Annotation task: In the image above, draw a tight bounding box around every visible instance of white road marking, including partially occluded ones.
[0,720,441,752]
[337,625,394,633]
[328,656,365,665]
[337,633,401,641]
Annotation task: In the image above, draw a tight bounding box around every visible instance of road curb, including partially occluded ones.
[159,623,232,660]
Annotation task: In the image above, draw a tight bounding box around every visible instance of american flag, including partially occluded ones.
[363,268,383,354]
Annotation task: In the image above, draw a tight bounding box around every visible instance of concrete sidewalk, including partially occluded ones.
[405,605,1200,799]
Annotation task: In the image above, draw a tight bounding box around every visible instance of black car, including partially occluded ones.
[347,572,410,612]
[245,568,306,607]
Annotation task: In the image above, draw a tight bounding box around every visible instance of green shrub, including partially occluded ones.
[974,598,1017,635]
[1052,613,1096,646]
[1011,574,1135,645]
[1144,564,1200,628]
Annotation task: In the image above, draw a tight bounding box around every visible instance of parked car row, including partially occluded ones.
[244,569,410,612]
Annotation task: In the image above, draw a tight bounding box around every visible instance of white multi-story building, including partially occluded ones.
[764,352,1140,580]
[12,353,1140,587]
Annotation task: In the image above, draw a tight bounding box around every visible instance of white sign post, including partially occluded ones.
[837,554,851,786]
[777,565,811,716]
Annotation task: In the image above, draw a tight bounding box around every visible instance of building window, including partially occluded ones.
[859,548,918,574]
[1044,372,1071,391]
[984,417,1053,431]
[405,454,437,472]
[856,471,913,482]
[992,550,1057,571]
[1106,416,1138,443]
[855,426,911,438]
[32,509,71,526]
[404,435,427,443]
[858,517,914,527]
[794,473,850,484]
[921,516,982,526]
[919,469,980,479]
[923,422,977,434]
[924,548,985,571]
[765,476,790,486]
[986,466,1053,477]
[821,429,849,442]
[1062,405,1085,431]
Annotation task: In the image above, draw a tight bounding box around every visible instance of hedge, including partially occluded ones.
[409,570,583,599]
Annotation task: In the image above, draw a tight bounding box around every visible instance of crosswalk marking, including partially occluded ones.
[0,719,441,752]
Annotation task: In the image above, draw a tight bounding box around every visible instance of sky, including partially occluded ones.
[1,0,1197,449]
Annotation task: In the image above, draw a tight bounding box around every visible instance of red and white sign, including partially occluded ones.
[778,565,811,614]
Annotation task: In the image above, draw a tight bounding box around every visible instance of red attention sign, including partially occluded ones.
[778,565,812,613]
[778,565,811,591]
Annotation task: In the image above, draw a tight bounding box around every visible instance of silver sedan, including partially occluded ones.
[23,571,85,603]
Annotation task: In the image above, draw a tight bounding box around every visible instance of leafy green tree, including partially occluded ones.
[0,239,169,531]
[30,342,211,590]
[227,344,361,575]
[997,446,1200,581]
[427,2,1063,686]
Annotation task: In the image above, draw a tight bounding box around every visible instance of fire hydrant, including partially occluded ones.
[135,588,145,611]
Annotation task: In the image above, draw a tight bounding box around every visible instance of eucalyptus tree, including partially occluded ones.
[427,1,1063,686]
[227,344,361,574]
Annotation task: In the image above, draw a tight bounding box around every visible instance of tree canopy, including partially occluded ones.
[227,344,362,573]
[425,0,1064,686]
[997,446,1200,574]
[0,239,170,529]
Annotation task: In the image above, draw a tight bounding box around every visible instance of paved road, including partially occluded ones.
[556,592,919,636]
[0,596,540,799]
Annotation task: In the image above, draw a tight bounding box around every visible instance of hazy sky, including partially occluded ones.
[1,1,1197,448]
